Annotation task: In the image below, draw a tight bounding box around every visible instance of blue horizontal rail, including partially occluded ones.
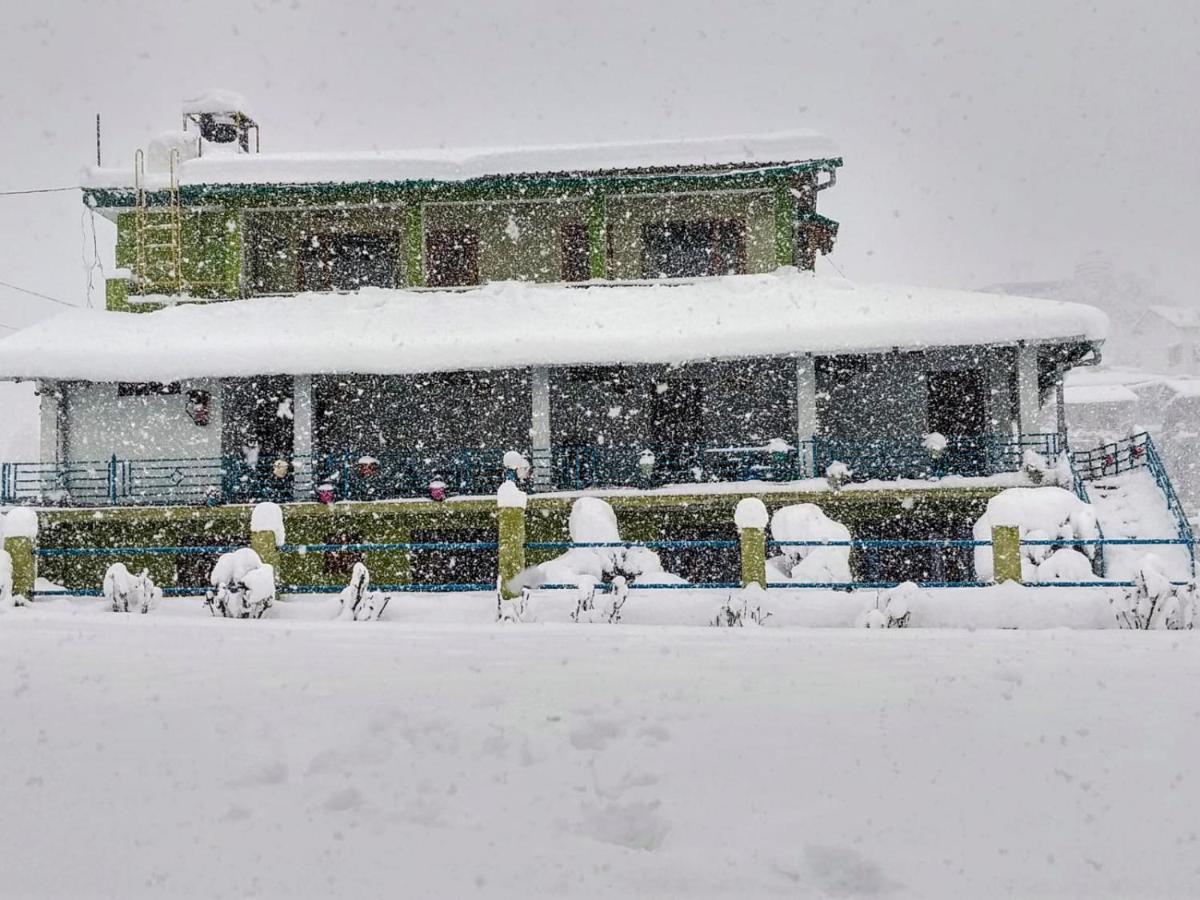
[526,540,739,550]
[36,545,241,557]
[281,542,497,553]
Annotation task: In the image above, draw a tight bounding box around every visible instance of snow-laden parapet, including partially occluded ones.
[768,503,851,583]
[536,497,684,586]
[3,507,38,540]
[0,271,1108,383]
[496,481,528,509]
[734,497,769,530]
[250,501,285,546]
[973,487,1099,582]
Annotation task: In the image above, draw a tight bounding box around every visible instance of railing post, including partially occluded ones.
[497,482,527,599]
[991,525,1022,583]
[735,498,768,589]
[108,455,118,504]
[249,501,284,591]
[4,508,38,601]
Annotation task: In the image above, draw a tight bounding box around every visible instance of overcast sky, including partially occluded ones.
[0,0,1197,330]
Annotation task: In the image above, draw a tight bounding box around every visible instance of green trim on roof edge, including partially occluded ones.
[82,158,844,210]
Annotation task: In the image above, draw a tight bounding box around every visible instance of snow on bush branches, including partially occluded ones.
[103,564,162,614]
[1112,556,1196,630]
[206,548,275,619]
[973,486,1099,583]
[337,562,390,621]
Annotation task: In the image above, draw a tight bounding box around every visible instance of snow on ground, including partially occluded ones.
[1089,468,1192,581]
[0,603,1198,899]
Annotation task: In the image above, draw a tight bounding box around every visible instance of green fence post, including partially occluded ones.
[735,498,769,589]
[4,507,38,601]
[991,525,1022,583]
[497,482,527,600]
[250,502,284,589]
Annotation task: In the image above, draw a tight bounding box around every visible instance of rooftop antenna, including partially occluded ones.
[95,113,101,167]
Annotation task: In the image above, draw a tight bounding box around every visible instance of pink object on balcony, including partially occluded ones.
[429,480,447,502]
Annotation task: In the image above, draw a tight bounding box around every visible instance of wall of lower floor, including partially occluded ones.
[35,486,997,590]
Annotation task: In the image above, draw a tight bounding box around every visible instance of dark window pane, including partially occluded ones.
[426,228,480,287]
[560,222,590,282]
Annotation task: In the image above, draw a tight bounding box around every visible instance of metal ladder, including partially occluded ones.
[133,149,183,294]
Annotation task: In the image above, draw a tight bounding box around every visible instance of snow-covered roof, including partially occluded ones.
[1146,305,1200,329]
[0,270,1107,383]
[181,89,253,118]
[81,130,840,190]
[1063,384,1140,406]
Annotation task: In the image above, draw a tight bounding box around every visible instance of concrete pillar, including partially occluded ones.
[735,498,769,589]
[1055,379,1068,450]
[1016,343,1041,437]
[530,367,552,492]
[4,507,38,601]
[37,381,66,502]
[797,355,817,478]
[292,374,313,501]
[497,484,527,600]
[250,501,284,591]
[991,525,1022,584]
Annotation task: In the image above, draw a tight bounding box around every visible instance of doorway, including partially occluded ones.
[926,369,988,475]
[222,377,295,501]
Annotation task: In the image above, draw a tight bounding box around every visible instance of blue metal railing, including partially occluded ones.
[1073,431,1195,575]
[28,533,1197,598]
[0,432,1064,507]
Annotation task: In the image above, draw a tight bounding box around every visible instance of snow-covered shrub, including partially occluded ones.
[536,497,685,587]
[973,487,1099,582]
[825,461,852,491]
[712,583,771,627]
[503,449,531,481]
[923,432,948,458]
[206,547,274,619]
[571,574,628,624]
[857,581,920,628]
[1112,556,1196,630]
[1021,449,1051,485]
[768,503,852,583]
[497,588,529,624]
[337,562,390,621]
[102,563,162,614]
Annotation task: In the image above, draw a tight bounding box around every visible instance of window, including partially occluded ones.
[118,382,181,397]
[1169,344,1184,367]
[560,222,590,282]
[299,233,397,291]
[425,228,480,287]
[641,219,746,279]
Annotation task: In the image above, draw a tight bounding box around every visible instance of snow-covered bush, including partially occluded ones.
[503,450,531,481]
[1112,556,1196,630]
[923,432,948,458]
[768,503,852,583]
[712,583,771,627]
[1021,449,1051,485]
[206,547,275,619]
[825,461,852,491]
[497,588,529,624]
[857,581,920,628]
[571,574,628,624]
[536,497,684,587]
[337,562,390,621]
[102,563,162,614]
[973,487,1099,582]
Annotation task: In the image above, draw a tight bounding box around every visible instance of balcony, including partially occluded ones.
[1,434,1061,508]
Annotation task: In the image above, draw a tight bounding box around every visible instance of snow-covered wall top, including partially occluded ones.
[0,270,1107,383]
[81,130,839,189]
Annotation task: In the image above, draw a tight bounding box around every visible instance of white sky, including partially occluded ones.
[0,0,1197,330]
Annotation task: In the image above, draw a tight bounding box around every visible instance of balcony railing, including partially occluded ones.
[0,433,1060,507]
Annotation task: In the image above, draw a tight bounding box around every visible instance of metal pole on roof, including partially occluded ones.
[95,114,101,167]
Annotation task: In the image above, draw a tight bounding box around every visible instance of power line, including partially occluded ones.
[0,186,77,197]
[0,278,76,308]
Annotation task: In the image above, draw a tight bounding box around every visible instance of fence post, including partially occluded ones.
[991,525,1022,583]
[735,498,768,589]
[249,502,284,589]
[497,482,527,599]
[4,508,38,600]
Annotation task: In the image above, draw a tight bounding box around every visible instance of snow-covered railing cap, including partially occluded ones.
[250,501,285,546]
[497,481,528,509]
[734,497,769,530]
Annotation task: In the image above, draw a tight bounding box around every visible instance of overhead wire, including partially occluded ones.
[0,278,76,308]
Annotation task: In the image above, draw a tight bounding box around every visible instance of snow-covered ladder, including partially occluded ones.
[133,148,183,295]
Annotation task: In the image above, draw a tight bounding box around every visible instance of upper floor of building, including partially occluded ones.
[81,93,842,310]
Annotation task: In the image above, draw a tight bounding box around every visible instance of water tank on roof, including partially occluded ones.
[181,90,259,155]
